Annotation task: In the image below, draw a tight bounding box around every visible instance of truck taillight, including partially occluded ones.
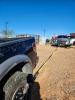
[32,43,36,52]
[33,43,36,47]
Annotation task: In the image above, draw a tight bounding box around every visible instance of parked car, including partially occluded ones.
[45,39,50,44]
[0,37,37,100]
[51,35,71,47]
[51,36,58,46]
[68,36,75,45]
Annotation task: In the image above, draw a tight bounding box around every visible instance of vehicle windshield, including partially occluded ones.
[57,35,68,38]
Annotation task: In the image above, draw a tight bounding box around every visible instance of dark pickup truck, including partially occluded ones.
[0,37,37,100]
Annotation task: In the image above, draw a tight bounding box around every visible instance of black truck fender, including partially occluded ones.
[0,54,33,81]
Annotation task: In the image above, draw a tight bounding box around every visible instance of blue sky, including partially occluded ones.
[0,0,75,37]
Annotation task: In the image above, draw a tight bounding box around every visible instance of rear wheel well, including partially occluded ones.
[0,62,27,88]
[0,62,34,99]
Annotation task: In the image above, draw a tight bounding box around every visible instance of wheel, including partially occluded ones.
[73,41,75,45]
[3,72,29,100]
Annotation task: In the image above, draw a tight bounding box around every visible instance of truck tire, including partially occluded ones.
[73,41,75,45]
[3,71,29,100]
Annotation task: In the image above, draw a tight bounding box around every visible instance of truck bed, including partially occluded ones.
[0,37,32,44]
[0,37,35,64]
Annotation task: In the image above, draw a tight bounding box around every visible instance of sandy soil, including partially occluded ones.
[31,45,75,100]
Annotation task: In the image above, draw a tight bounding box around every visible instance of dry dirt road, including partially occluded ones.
[31,45,75,100]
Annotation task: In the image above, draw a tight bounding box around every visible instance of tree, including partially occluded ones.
[1,22,14,38]
[2,29,13,38]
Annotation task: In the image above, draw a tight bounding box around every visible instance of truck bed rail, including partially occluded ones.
[0,37,35,64]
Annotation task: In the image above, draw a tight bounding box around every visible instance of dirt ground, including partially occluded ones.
[31,45,75,100]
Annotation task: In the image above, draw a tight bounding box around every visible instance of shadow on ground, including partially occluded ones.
[28,82,42,100]
[51,45,75,49]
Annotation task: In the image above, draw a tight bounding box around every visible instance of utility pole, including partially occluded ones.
[43,29,46,37]
[5,22,8,35]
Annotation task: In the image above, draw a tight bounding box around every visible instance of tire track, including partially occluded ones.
[34,47,58,78]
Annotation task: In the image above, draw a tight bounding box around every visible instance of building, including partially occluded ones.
[16,34,40,44]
